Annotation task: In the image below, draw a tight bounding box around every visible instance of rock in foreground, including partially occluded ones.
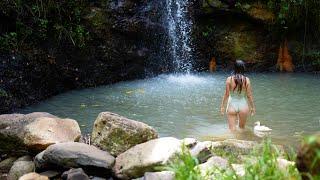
[92,112,158,156]
[24,117,81,151]
[19,172,49,180]
[0,112,55,153]
[42,142,115,176]
[61,168,89,180]
[0,112,81,153]
[8,156,35,180]
[144,171,175,180]
[114,137,182,179]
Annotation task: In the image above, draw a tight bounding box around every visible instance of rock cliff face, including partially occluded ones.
[191,0,278,71]
[0,0,169,113]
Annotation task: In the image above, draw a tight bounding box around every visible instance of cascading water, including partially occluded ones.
[166,0,194,73]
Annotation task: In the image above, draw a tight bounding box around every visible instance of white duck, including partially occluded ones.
[253,121,272,138]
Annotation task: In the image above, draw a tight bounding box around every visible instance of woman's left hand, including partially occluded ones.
[220,107,225,116]
[251,108,256,116]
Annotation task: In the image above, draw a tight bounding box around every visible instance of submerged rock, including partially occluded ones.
[42,142,115,176]
[91,112,158,156]
[0,112,81,153]
[19,172,49,180]
[113,137,182,179]
[8,156,35,180]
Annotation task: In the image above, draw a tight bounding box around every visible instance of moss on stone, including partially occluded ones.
[0,134,26,155]
[233,32,258,62]
[0,89,8,97]
[85,7,108,30]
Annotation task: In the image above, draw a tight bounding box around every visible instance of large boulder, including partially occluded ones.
[0,112,81,153]
[113,137,182,179]
[0,112,55,153]
[91,112,158,156]
[8,156,35,180]
[42,142,115,176]
[23,117,81,151]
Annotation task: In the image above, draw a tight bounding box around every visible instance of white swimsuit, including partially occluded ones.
[226,91,248,113]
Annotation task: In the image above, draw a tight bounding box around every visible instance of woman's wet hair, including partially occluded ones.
[233,60,246,93]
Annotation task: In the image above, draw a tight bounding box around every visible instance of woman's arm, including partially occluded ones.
[220,77,230,115]
[246,78,256,116]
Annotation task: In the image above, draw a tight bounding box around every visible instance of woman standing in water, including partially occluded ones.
[220,60,255,131]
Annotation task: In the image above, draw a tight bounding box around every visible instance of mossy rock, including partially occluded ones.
[237,2,275,23]
[215,24,263,63]
[84,7,109,30]
[0,89,8,97]
[91,112,158,156]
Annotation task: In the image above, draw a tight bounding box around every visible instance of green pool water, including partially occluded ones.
[20,73,320,146]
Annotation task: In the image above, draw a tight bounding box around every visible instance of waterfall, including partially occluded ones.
[166,0,194,73]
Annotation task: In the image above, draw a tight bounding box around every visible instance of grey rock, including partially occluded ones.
[197,156,229,175]
[15,156,32,162]
[43,142,114,176]
[39,170,60,178]
[89,177,106,180]
[34,151,48,171]
[182,138,198,148]
[114,137,182,179]
[212,139,256,155]
[91,112,158,156]
[0,157,17,173]
[23,117,81,151]
[190,141,213,163]
[8,158,35,180]
[231,164,245,177]
[0,112,81,153]
[61,168,89,180]
[0,112,55,153]
[18,172,49,180]
[144,171,175,180]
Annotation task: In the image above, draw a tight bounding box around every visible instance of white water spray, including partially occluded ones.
[166,0,194,73]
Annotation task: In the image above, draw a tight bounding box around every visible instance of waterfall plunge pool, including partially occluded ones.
[20,73,320,146]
